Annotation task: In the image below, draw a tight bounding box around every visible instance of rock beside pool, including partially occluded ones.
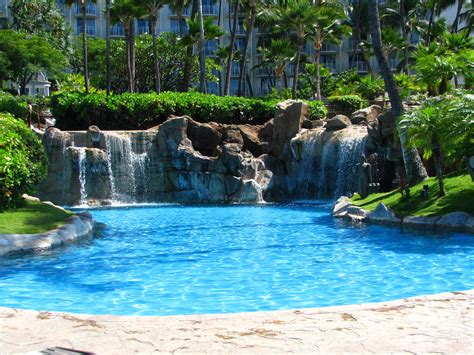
[367,203,401,224]
[332,196,368,222]
[0,211,96,256]
[435,212,474,232]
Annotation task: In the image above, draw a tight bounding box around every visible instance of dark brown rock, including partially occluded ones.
[187,119,222,157]
[325,115,351,131]
[351,105,382,125]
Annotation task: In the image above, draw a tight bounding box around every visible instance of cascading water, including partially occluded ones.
[77,148,88,206]
[295,127,368,199]
[104,135,117,200]
[335,136,367,197]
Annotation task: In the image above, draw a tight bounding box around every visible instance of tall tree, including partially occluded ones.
[105,0,111,96]
[0,30,67,94]
[111,0,144,93]
[367,0,427,183]
[66,0,98,94]
[169,0,192,36]
[275,0,319,99]
[197,0,207,92]
[135,0,167,93]
[237,0,258,96]
[310,0,351,100]
[224,0,241,95]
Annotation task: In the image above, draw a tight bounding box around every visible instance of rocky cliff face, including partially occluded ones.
[36,100,385,206]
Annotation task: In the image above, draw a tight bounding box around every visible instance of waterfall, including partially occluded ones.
[295,128,367,199]
[105,135,117,200]
[335,136,366,198]
[102,133,152,204]
[77,148,88,206]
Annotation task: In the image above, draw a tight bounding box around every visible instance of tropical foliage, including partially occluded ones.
[0,113,48,209]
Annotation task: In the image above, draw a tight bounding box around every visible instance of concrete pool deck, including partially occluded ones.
[0,290,473,354]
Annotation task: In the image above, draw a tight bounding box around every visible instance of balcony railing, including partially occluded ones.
[255,67,275,77]
[389,58,398,70]
[204,45,217,56]
[77,27,96,36]
[202,5,218,16]
[110,25,124,37]
[56,1,66,14]
[231,64,240,77]
[320,43,339,52]
[75,4,98,16]
[321,62,336,72]
[170,7,192,17]
[349,61,368,72]
[137,26,148,35]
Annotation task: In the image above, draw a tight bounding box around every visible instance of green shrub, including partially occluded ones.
[51,92,328,130]
[327,95,368,116]
[0,91,28,119]
[0,113,48,209]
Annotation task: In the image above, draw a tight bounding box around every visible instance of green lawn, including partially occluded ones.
[351,173,474,217]
[0,200,73,234]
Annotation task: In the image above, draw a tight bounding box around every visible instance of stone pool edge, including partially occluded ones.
[333,196,474,233]
[0,290,472,353]
[0,211,95,256]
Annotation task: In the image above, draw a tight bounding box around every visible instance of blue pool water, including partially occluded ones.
[0,203,473,316]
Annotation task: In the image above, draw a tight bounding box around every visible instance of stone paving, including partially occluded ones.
[0,290,473,354]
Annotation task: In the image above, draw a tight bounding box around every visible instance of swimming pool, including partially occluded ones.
[0,203,473,316]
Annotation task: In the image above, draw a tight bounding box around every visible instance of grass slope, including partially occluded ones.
[351,173,474,217]
[0,200,73,234]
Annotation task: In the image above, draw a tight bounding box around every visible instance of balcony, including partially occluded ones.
[389,58,398,70]
[349,61,368,72]
[320,43,339,52]
[75,4,98,17]
[255,67,275,77]
[56,1,66,14]
[202,4,218,16]
[137,20,149,35]
[231,63,240,77]
[77,27,97,37]
[204,43,217,56]
[170,7,192,17]
[110,24,124,37]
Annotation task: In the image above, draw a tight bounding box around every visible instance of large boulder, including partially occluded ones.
[239,124,263,157]
[325,115,351,131]
[351,105,382,125]
[378,110,396,138]
[367,203,401,224]
[435,212,474,232]
[271,100,309,158]
[187,119,222,157]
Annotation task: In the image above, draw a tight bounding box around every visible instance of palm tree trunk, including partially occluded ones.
[151,15,161,94]
[452,0,464,33]
[217,0,223,95]
[82,3,89,94]
[314,32,321,100]
[426,4,435,45]
[292,39,303,99]
[105,0,111,96]
[238,5,256,96]
[181,0,198,92]
[130,20,136,93]
[368,0,427,183]
[198,0,207,93]
[224,0,240,95]
[400,0,409,73]
[125,26,133,93]
[432,142,445,196]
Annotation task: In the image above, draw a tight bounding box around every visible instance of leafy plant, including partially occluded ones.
[0,113,48,209]
[355,75,384,100]
[327,95,368,116]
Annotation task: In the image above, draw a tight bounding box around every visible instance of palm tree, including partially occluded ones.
[169,0,192,36]
[197,0,206,92]
[224,0,241,95]
[310,0,351,100]
[275,0,320,99]
[105,0,111,96]
[65,0,98,94]
[237,0,259,96]
[256,38,295,91]
[135,0,167,93]
[181,17,224,92]
[111,0,144,93]
[349,0,374,77]
[425,0,456,44]
[367,0,427,183]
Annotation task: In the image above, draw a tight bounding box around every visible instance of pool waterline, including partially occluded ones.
[0,202,472,316]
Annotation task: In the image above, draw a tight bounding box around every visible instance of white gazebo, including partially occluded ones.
[24,71,51,97]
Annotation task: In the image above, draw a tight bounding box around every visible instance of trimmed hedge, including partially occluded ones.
[0,113,48,209]
[327,95,368,117]
[51,92,328,130]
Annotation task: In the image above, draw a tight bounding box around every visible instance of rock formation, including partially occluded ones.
[36,100,408,206]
